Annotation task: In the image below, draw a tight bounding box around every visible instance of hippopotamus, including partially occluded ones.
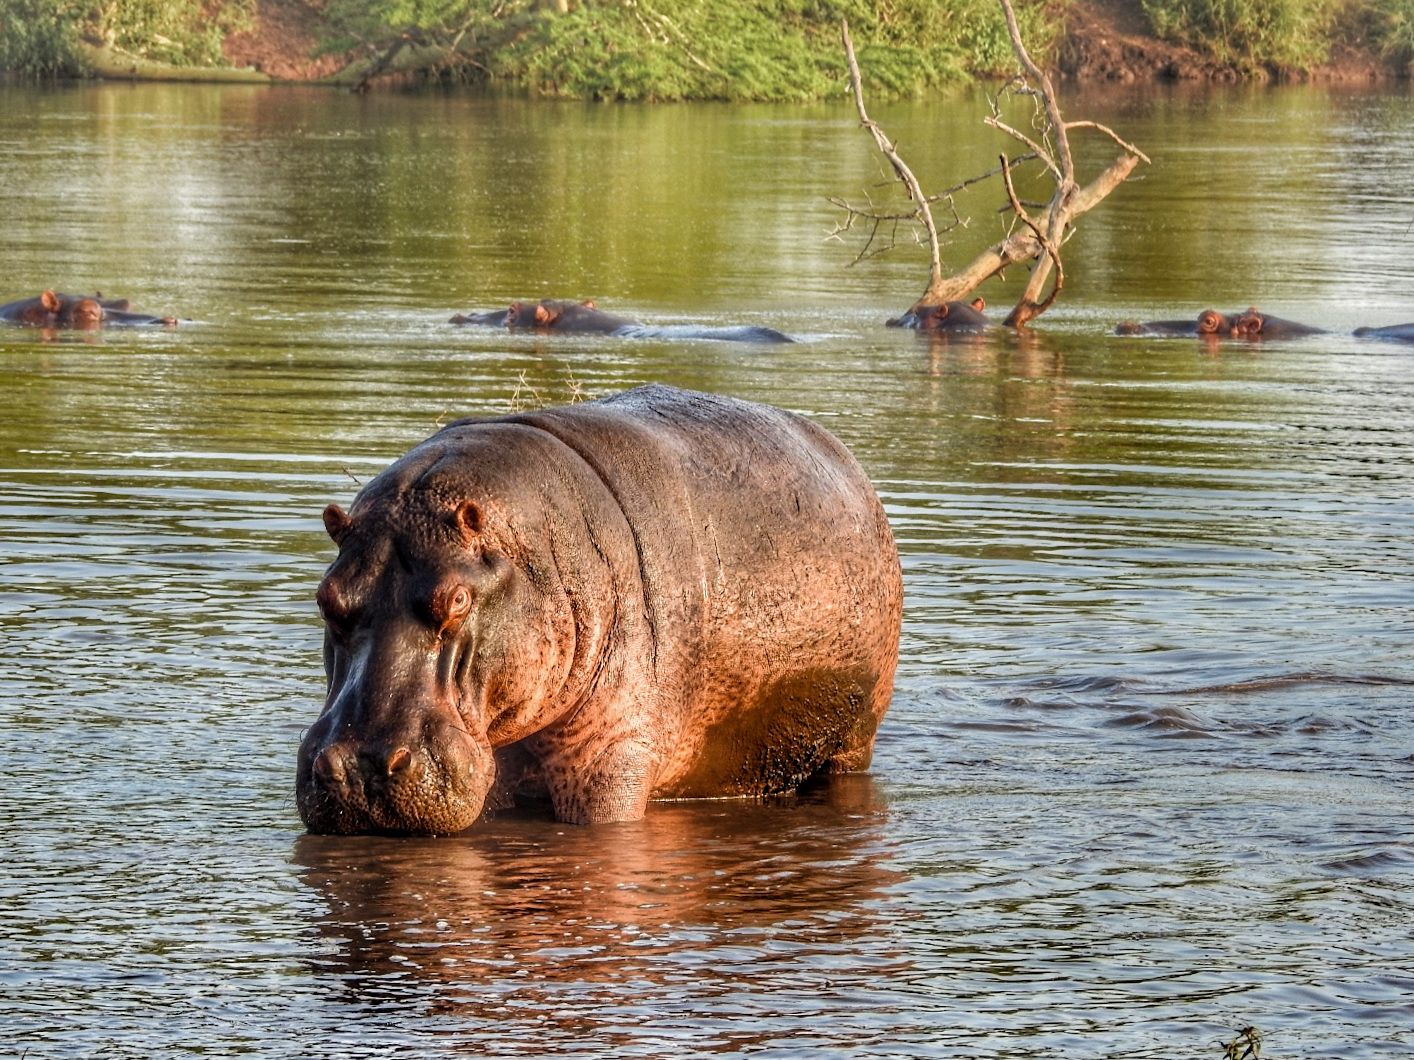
[450,298,794,344]
[1353,322,1414,344]
[0,290,176,328]
[1116,307,1328,339]
[886,298,992,331]
[297,384,902,836]
[1228,308,1325,339]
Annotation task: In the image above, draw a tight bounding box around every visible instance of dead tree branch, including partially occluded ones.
[836,0,1147,329]
[841,19,944,290]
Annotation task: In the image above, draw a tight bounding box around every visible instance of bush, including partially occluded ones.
[0,0,85,76]
[0,0,251,75]
[1141,0,1342,69]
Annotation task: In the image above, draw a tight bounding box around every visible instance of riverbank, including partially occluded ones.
[4,0,1408,91]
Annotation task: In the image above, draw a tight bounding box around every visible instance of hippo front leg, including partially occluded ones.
[536,737,659,825]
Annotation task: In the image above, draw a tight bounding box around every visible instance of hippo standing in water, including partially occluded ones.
[451,298,795,344]
[297,384,903,835]
[0,290,176,328]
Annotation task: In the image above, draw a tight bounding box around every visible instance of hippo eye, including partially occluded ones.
[426,582,473,633]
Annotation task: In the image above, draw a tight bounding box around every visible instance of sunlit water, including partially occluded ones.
[1,82,1412,1058]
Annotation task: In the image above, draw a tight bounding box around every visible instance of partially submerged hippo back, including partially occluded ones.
[1115,309,1234,337]
[1353,322,1414,344]
[450,298,793,342]
[297,384,902,835]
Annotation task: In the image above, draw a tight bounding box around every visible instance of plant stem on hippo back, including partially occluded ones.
[296,384,903,835]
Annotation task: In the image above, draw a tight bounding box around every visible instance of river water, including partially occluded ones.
[1,81,1411,1058]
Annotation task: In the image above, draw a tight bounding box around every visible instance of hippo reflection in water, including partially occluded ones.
[297,384,903,836]
[451,297,794,344]
[0,289,177,329]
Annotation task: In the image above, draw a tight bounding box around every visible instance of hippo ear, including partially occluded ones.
[534,303,554,326]
[580,299,596,309]
[970,297,986,312]
[41,289,60,313]
[450,500,482,546]
[323,504,353,545]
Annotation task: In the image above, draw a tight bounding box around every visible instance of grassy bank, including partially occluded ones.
[1143,0,1414,71]
[2,0,1410,93]
[0,0,252,77]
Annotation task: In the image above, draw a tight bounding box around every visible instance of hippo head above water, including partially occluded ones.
[298,473,542,836]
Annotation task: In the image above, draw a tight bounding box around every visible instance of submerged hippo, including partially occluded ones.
[0,289,176,328]
[451,298,794,344]
[297,384,903,835]
[1116,307,1331,339]
[887,298,992,332]
[1115,309,1235,337]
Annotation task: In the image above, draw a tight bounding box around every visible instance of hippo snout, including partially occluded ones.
[297,718,493,836]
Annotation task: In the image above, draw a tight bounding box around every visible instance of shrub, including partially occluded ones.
[1141,0,1342,69]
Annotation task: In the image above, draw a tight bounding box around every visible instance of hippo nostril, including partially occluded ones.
[385,746,414,775]
[313,747,343,786]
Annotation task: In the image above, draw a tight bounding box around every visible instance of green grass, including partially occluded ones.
[322,0,1059,101]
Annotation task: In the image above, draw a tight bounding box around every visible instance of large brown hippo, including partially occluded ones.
[297,384,903,836]
[451,298,795,344]
[0,289,176,328]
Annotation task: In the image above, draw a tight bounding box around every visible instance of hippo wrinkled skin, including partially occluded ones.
[297,384,903,835]
[0,289,176,329]
[451,298,794,344]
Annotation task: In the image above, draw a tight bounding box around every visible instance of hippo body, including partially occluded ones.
[0,290,175,328]
[298,384,903,835]
[1116,308,1329,340]
[450,298,794,344]
[1353,322,1414,344]
[887,300,993,332]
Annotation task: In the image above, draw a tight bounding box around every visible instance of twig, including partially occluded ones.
[841,19,943,290]
[1064,120,1152,164]
[999,153,1062,319]
[999,0,1072,183]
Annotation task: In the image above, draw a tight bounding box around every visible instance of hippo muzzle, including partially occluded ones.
[296,633,496,835]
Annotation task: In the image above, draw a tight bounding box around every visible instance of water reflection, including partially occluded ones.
[295,778,904,1026]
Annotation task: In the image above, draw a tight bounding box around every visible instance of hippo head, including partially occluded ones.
[887,298,989,331]
[296,440,580,836]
